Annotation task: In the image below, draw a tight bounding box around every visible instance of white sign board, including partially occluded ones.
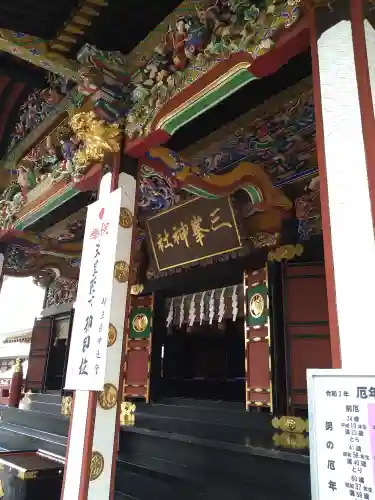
[308,370,375,500]
[65,187,122,391]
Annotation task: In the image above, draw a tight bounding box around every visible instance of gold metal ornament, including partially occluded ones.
[14,358,22,373]
[268,244,303,262]
[249,293,265,319]
[114,261,129,283]
[120,401,136,426]
[131,284,144,295]
[272,432,309,450]
[89,451,104,481]
[98,383,118,410]
[119,208,133,228]
[272,416,308,434]
[107,323,117,347]
[69,111,121,167]
[61,396,73,417]
[132,313,148,333]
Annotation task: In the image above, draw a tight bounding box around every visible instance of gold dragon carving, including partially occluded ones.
[69,111,122,167]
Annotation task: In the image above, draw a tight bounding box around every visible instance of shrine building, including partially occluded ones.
[0,0,372,499]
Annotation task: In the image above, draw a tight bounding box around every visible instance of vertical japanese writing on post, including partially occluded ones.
[65,188,122,390]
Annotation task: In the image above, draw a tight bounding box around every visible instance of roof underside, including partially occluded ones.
[0,0,80,39]
[0,0,183,56]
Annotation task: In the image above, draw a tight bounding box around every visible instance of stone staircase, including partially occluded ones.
[0,395,311,499]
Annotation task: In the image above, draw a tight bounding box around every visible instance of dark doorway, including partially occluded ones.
[45,338,68,391]
[44,314,72,392]
[162,319,245,402]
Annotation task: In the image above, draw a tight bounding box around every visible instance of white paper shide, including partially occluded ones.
[65,188,122,390]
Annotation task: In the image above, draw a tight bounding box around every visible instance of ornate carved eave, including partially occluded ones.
[123,0,309,155]
[0,229,81,280]
[0,90,86,173]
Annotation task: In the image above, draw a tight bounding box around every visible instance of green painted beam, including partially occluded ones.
[163,69,257,136]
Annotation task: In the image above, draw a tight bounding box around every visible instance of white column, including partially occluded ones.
[315,16,375,370]
[87,171,136,500]
[61,170,136,500]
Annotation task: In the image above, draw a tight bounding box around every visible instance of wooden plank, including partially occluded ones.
[25,317,53,392]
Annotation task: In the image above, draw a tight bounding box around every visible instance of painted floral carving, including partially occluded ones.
[71,1,303,140]
[8,75,73,153]
[139,165,180,214]
[125,0,303,140]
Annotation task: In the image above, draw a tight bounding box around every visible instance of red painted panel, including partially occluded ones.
[125,386,147,397]
[291,392,308,406]
[286,277,329,323]
[125,348,149,387]
[285,264,325,278]
[248,390,271,404]
[284,263,332,411]
[127,339,149,350]
[289,336,332,390]
[288,323,330,337]
[247,341,270,389]
[248,326,268,341]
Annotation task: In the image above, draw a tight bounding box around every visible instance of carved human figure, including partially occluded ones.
[17,164,36,196]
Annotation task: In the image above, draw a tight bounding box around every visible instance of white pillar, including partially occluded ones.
[61,170,136,500]
[311,1,375,370]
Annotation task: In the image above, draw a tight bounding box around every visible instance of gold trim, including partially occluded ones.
[58,34,77,44]
[272,416,308,434]
[107,323,117,347]
[50,43,70,52]
[272,432,309,450]
[146,196,242,271]
[18,470,38,480]
[114,261,129,283]
[119,208,133,228]
[89,451,104,481]
[268,244,304,262]
[0,479,4,497]
[72,15,92,26]
[65,24,85,35]
[98,383,118,410]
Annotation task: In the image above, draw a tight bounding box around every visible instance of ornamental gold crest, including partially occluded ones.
[98,383,118,410]
[132,313,148,333]
[114,261,129,283]
[89,451,104,481]
[249,292,265,319]
[119,208,133,228]
[107,323,117,347]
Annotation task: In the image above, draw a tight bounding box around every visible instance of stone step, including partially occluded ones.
[26,392,63,405]
[136,399,272,431]
[25,400,63,416]
[0,406,69,437]
[118,428,310,497]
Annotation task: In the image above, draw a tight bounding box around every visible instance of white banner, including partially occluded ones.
[308,370,375,500]
[65,187,122,390]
